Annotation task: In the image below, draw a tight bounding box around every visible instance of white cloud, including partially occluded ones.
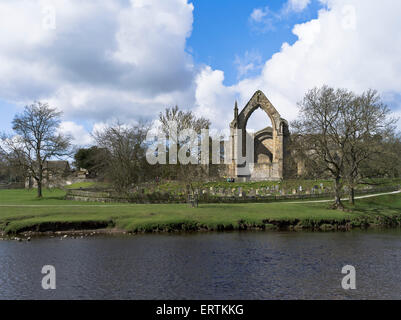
[0,0,195,124]
[393,111,401,130]
[249,6,277,33]
[194,66,237,126]
[250,7,269,23]
[196,0,401,131]
[249,0,312,34]
[58,121,93,146]
[1,0,401,146]
[285,0,311,13]
[234,51,263,79]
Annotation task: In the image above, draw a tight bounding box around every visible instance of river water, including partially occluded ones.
[1,230,401,299]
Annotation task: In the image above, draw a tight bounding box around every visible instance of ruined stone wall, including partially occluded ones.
[227,90,289,181]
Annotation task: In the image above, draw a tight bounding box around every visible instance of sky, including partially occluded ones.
[0,0,400,146]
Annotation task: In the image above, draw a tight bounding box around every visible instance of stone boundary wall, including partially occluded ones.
[0,182,25,190]
[65,185,401,204]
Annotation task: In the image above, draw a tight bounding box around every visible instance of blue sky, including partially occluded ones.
[1,0,324,133]
[188,0,322,85]
[0,100,16,135]
[0,0,400,144]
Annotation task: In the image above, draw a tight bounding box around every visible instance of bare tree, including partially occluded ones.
[158,106,211,205]
[342,89,397,204]
[158,105,211,181]
[293,86,398,208]
[0,148,10,182]
[1,102,71,198]
[0,148,28,183]
[159,105,211,139]
[93,122,149,193]
[362,133,401,179]
[292,86,355,209]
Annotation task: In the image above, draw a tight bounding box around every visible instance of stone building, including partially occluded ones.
[227,90,290,181]
[25,160,72,188]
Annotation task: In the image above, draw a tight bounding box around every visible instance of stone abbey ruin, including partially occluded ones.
[225,90,290,181]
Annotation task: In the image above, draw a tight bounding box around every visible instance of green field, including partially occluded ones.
[1,188,401,235]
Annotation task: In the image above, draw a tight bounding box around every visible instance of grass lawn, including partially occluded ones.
[0,188,401,234]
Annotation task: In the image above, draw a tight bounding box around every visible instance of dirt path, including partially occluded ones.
[281,189,401,204]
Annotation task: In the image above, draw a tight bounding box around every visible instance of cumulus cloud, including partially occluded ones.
[1,0,401,146]
[0,0,195,125]
[196,0,401,131]
[194,66,237,125]
[58,121,93,146]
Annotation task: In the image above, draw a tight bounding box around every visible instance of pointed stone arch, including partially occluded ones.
[234,90,282,134]
[229,90,289,181]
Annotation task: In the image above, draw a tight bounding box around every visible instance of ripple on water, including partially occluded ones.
[0,230,401,299]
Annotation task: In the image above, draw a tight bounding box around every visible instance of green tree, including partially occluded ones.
[73,146,107,177]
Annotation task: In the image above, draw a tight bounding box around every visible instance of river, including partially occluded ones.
[1,230,401,299]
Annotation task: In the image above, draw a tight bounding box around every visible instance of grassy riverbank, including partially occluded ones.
[1,188,401,235]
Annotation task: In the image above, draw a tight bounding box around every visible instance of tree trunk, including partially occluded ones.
[37,163,43,198]
[332,176,344,210]
[37,180,43,198]
[348,187,355,205]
